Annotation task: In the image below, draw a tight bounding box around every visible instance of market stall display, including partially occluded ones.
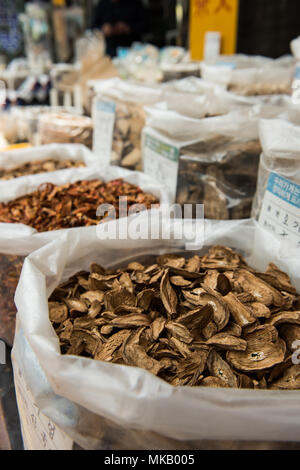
[11,219,300,450]
[142,108,266,218]
[201,54,295,96]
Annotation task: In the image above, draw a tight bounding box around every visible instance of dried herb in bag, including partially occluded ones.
[0,254,24,345]
[0,159,85,180]
[176,137,261,220]
[0,179,159,232]
[50,246,300,389]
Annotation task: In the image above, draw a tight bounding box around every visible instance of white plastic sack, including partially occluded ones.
[0,163,172,239]
[12,219,300,449]
[0,143,98,174]
[0,224,49,345]
[201,54,295,96]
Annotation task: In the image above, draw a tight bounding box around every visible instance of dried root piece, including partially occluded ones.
[49,246,300,390]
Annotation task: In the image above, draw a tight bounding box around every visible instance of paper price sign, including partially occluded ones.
[259,172,300,249]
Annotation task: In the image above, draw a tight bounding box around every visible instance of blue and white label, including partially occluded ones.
[259,172,300,248]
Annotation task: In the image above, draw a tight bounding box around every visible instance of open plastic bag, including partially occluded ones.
[252,119,300,224]
[201,54,295,96]
[11,219,300,449]
[0,224,48,346]
[92,78,163,171]
[38,113,93,148]
[0,143,97,180]
[142,106,282,218]
[0,158,171,344]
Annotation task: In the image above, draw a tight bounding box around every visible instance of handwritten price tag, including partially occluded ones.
[259,172,300,249]
[14,364,73,450]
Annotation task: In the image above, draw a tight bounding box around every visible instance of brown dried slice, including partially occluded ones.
[110,313,150,328]
[56,319,73,342]
[236,373,254,389]
[150,317,166,340]
[160,269,178,317]
[136,289,155,310]
[227,325,286,372]
[185,255,201,273]
[127,262,145,271]
[119,272,134,293]
[234,269,284,307]
[157,254,185,269]
[257,263,297,295]
[100,325,114,335]
[168,266,204,280]
[200,377,230,388]
[89,273,119,290]
[206,333,247,351]
[201,245,241,270]
[80,291,104,304]
[207,350,238,387]
[203,270,231,296]
[165,321,193,344]
[90,263,107,275]
[170,276,192,287]
[64,298,88,313]
[49,302,68,323]
[95,329,131,361]
[177,304,213,331]
[70,329,100,356]
[169,337,191,358]
[202,322,218,340]
[223,292,256,327]
[222,322,242,337]
[266,311,300,327]
[104,287,136,311]
[122,329,162,375]
[270,365,300,390]
[246,302,271,319]
[279,325,300,351]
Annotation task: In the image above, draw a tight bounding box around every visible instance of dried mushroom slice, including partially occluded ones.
[50,244,300,389]
[266,311,300,327]
[177,304,213,331]
[270,365,300,390]
[234,269,284,307]
[201,376,230,388]
[223,292,256,327]
[207,349,238,388]
[165,321,194,344]
[201,246,242,270]
[227,325,286,372]
[206,333,247,351]
[160,269,178,317]
[279,325,300,351]
[258,263,297,295]
[95,329,131,362]
[49,302,68,323]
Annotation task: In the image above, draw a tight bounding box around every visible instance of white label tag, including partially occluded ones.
[14,363,73,450]
[93,98,116,165]
[143,133,179,202]
[259,172,300,249]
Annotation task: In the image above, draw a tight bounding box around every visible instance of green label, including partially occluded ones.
[145,134,179,162]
